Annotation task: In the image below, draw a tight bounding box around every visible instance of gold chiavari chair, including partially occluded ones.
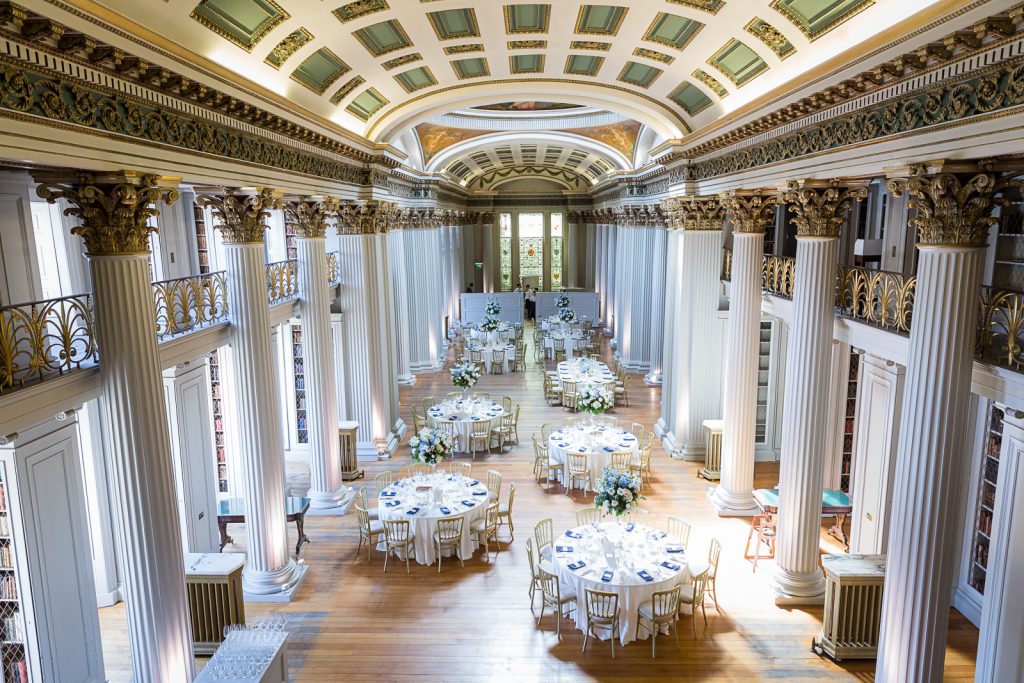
[471,501,500,562]
[410,408,423,433]
[421,396,437,413]
[562,379,579,411]
[511,405,521,444]
[636,587,682,657]
[433,517,465,573]
[566,452,590,497]
[526,538,543,607]
[374,471,393,490]
[614,372,630,406]
[534,436,560,487]
[490,349,506,374]
[382,519,415,574]
[610,451,632,472]
[438,420,458,451]
[358,486,379,520]
[631,446,653,489]
[477,392,491,400]
[679,568,710,637]
[707,538,722,611]
[496,482,516,541]
[487,469,502,501]
[492,412,516,451]
[407,463,431,478]
[543,374,561,404]
[553,337,567,363]
[622,507,649,524]
[469,419,492,458]
[630,423,645,441]
[534,334,545,362]
[514,344,527,372]
[541,423,553,441]
[668,516,693,547]
[534,518,554,561]
[576,507,602,527]
[501,396,513,412]
[450,461,472,478]
[537,567,577,638]
[355,504,383,563]
[470,349,484,364]
[582,589,620,657]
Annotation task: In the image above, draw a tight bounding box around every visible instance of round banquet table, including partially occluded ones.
[548,423,639,492]
[544,332,587,360]
[464,342,515,373]
[552,521,695,645]
[468,325,513,344]
[555,359,616,389]
[377,472,490,565]
[425,397,507,452]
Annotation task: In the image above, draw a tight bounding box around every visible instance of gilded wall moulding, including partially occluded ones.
[195,188,279,244]
[662,196,725,231]
[34,170,179,256]
[336,201,398,235]
[783,179,868,238]
[719,190,780,234]
[282,197,340,239]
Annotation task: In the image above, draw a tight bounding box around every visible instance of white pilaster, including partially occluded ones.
[389,229,416,386]
[644,225,668,385]
[656,228,681,439]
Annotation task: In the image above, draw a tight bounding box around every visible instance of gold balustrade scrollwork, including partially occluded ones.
[761,255,795,299]
[152,272,228,341]
[327,251,340,285]
[267,259,299,305]
[835,266,916,335]
[0,293,98,395]
[978,287,1024,371]
[722,248,733,281]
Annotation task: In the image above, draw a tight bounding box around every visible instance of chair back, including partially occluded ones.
[513,405,521,427]
[491,349,505,364]
[640,446,652,469]
[435,516,463,541]
[439,420,458,441]
[355,504,371,534]
[568,452,588,474]
[504,482,516,512]
[668,516,692,547]
[410,409,422,432]
[500,413,515,432]
[689,568,710,608]
[526,538,539,579]
[651,587,681,620]
[541,423,552,441]
[485,501,499,532]
[585,589,619,621]
[630,423,644,440]
[553,337,565,351]
[623,508,649,523]
[534,518,553,555]
[601,381,617,395]
[539,567,562,603]
[383,519,411,543]
[421,396,436,412]
[610,452,631,471]
[562,380,578,405]
[450,461,472,477]
[470,349,484,363]
[487,469,502,499]
[471,419,491,438]
[501,396,513,412]
[447,391,462,399]
[374,471,393,489]
[477,392,491,400]
[576,507,602,526]
[358,486,371,509]
[708,537,722,577]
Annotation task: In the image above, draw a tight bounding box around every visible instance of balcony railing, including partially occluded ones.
[836,266,916,335]
[762,255,796,299]
[0,293,98,395]
[152,272,228,341]
[267,259,298,305]
[327,251,340,285]
[722,248,732,281]
[978,287,1024,371]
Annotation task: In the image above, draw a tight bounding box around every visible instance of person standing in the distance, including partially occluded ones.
[526,285,537,321]
[465,283,474,293]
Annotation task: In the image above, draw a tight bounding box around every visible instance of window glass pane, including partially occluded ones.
[518,212,544,238]
[551,212,563,237]
[499,213,512,291]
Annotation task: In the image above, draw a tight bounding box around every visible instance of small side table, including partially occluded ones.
[218,497,311,557]
[813,554,886,661]
[699,419,724,481]
[185,552,245,655]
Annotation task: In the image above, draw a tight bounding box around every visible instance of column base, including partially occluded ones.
[306,486,355,515]
[772,565,826,605]
[392,418,407,440]
[660,431,680,456]
[242,560,308,603]
[643,372,663,386]
[397,374,417,387]
[357,433,398,460]
[708,487,760,517]
[675,444,706,462]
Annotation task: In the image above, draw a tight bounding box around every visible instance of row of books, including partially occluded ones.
[0,574,17,600]
[2,614,24,643]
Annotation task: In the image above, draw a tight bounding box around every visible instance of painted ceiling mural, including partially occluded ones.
[473,102,583,111]
[415,123,494,164]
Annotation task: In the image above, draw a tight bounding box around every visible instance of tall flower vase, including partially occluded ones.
[462,387,470,402]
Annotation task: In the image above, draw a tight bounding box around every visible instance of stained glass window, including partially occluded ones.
[499,213,512,291]
[519,213,544,285]
[550,212,563,291]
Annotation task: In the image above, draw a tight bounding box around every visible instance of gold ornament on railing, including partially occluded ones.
[783,179,868,238]
[719,189,780,234]
[282,196,339,239]
[35,171,179,256]
[152,272,228,340]
[762,255,795,298]
[836,265,916,334]
[196,187,279,244]
[0,293,98,395]
[327,252,340,285]
[267,260,298,304]
[722,248,733,281]
[336,200,398,235]
[978,287,1024,370]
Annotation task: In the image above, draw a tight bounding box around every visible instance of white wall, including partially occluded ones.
[459,292,524,325]
[535,291,598,323]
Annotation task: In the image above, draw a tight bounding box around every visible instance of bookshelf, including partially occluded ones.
[840,354,860,493]
[0,474,27,682]
[755,321,772,444]
[292,325,307,445]
[969,404,1003,594]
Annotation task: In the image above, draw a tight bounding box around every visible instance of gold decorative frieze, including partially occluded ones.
[508,40,547,50]
[195,188,280,244]
[693,68,727,97]
[663,196,725,231]
[264,28,313,69]
[35,171,179,256]
[282,196,340,239]
[719,189,779,233]
[381,53,422,70]
[330,76,365,104]
[569,40,611,51]
[633,47,674,65]
[333,0,389,24]
[745,18,794,59]
[782,179,868,238]
[443,43,484,55]
[336,200,398,235]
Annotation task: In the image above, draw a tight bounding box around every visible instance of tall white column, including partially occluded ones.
[604,221,618,336]
[613,218,655,372]
[37,172,193,681]
[656,228,681,439]
[774,180,867,604]
[662,197,726,460]
[713,191,778,515]
[644,225,668,385]
[287,198,354,513]
[877,171,1000,682]
[198,189,306,599]
[389,227,416,385]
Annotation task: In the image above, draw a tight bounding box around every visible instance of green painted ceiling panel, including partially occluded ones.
[565,54,604,76]
[346,88,388,120]
[191,0,288,50]
[429,9,480,40]
[618,61,661,87]
[576,5,627,35]
[709,39,768,86]
[645,13,702,50]
[451,57,489,78]
[669,81,713,115]
[506,4,550,33]
[291,48,349,94]
[394,66,436,92]
[353,19,411,56]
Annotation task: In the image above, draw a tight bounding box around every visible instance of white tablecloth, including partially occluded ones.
[552,522,693,645]
[464,343,515,373]
[548,424,639,491]
[544,332,587,360]
[556,359,616,389]
[425,398,506,452]
[468,325,513,344]
[377,472,490,565]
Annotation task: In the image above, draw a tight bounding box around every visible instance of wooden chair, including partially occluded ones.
[492,412,516,451]
[489,349,506,374]
[420,396,436,413]
[668,517,693,547]
[543,375,561,404]
[476,392,491,400]
[552,336,566,363]
[433,517,465,573]
[614,373,629,406]
[469,419,492,458]
[501,396,513,412]
[438,420,459,450]
[382,519,415,574]
[576,507,602,526]
[496,483,516,540]
[534,518,554,561]
[636,587,681,657]
[446,391,462,399]
[582,589,620,657]
[679,568,710,637]
[534,436,560,487]
[471,501,500,562]
[513,345,527,372]
[526,538,543,607]
[487,469,502,501]
[410,409,423,433]
[707,538,722,611]
[449,461,472,478]
[566,452,590,497]
[631,446,653,489]
[537,567,577,638]
[630,423,644,441]
[622,507,649,524]
[540,423,553,441]
[511,405,521,444]
[470,349,484,364]
[358,486,378,520]
[355,504,383,563]
[374,471,393,490]
[407,463,430,478]
[561,379,579,411]
[610,451,632,472]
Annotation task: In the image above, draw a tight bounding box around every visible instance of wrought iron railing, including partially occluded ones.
[836,266,916,335]
[722,248,732,281]
[267,259,298,305]
[978,287,1024,371]
[762,255,796,299]
[0,293,98,395]
[327,251,340,285]
[152,272,228,341]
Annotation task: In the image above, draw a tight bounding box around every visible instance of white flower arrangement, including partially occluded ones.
[576,386,613,414]
[559,308,577,323]
[485,299,501,316]
[450,362,481,388]
[594,467,644,517]
[555,294,571,310]
[408,427,455,466]
[480,316,501,332]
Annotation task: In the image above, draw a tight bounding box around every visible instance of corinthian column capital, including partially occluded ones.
[719,189,780,234]
[35,170,179,256]
[782,179,868,238]
[282,196,340,239]
[663,196,725,231]
[195,187,280,244]
[336,200,398,235]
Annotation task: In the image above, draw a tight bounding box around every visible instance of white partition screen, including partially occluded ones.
[459,292,525,325]
[535,292,598,325]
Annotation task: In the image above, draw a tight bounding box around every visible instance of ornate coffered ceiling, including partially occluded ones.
[85,0,942,149]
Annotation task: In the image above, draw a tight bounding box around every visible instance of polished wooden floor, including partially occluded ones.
[99,325,979,681]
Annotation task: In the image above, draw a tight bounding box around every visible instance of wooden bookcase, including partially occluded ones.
[969,404,1003,594]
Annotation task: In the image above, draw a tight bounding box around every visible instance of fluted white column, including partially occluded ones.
[390,229,416,386]
[604,224,617,336]
[614,225,655,372]
[877,171,996,682]
[644,226,668,385]
[656,228,681,439]
[296,235,353,511]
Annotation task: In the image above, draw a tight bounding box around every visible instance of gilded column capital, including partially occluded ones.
[663,196,725,231]
[719,189,780,234]
[195,187,280,244]
[282,196,340,239]
[35,170,179,256]
[336,200,397,235]
[886,170,1021,248]
[782,179,868,238]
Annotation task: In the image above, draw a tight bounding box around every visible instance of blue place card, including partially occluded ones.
[665,545,684,554]
[625,522,635,532]
[439,506,451,515]
[604,446,615,452]
[565,530,583,539]
[406,507,420,515]
[661,561,681,571]
[601,570,614,582]
[380,490,396,497]
[568,561,587,571]
[384,500,401,508]
[637,570,654,582]
[555,545,573,553]
[470,480,480,486]
[461,500,475,507]
[472,490,487,496]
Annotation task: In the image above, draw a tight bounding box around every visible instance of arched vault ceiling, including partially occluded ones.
[96,0,943,141]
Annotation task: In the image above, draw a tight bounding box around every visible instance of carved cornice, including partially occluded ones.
[613,205,665,227]
[662,196,725,231]
[782,179,868,238]
[719,190,780,234]
[34,170,178,255]
[195,188,279,244]
[336,201,398,235]
[282,196,339,239]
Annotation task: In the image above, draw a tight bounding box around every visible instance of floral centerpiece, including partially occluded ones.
[559,307,577,323]
[480,315,501,333]
[576,386,613,414]
[409,427,455,467]
[450,362,481,389]
[555,294,571,310]
[485,299,501,316]
[594,467,644,517]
